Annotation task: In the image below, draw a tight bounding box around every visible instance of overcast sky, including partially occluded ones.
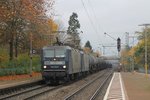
[54,0,150,56]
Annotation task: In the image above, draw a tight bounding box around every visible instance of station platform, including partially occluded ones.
[104,72,128,100]
[121,72,150,100]
[104,72,150,100]
[0,73,42,89]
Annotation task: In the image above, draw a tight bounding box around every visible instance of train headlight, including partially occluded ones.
[43,66,47,68]
[63,65,66,68]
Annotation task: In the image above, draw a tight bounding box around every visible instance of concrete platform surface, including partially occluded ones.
[121,72,150,100]
[0,74,42,89]
[104,72,127,100]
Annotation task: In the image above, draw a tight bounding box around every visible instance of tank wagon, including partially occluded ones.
[41,46,110,84]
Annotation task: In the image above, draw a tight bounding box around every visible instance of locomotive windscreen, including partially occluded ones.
[43,49,66,58]
[43,49,54,57]
[55,49,65,57]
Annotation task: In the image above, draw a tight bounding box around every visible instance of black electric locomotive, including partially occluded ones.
[41,45,110,84]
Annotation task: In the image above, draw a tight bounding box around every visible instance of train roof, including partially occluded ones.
[43,46,72,50]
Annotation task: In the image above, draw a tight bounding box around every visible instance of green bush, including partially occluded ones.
[0,53,41,76]
[32,55,41,72]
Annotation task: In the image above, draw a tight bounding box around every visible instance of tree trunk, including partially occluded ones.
[15,36,18,58]
[9,37,14,61]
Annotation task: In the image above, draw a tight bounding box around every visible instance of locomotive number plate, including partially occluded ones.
[51,66,59,68]
[44,61,65,65]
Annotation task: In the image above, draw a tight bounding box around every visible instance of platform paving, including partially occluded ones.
[104,72,127,100]
[121,72,150,100]
[0,73,42,89]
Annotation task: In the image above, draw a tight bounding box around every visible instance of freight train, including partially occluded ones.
[41,46,111,84]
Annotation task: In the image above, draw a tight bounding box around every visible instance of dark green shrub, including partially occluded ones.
[0,53,41,76]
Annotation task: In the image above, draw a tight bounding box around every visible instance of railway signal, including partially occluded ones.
[117,37,121,52]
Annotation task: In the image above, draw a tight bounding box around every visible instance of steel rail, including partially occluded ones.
[0,84,48,100]
[24,85,63,100]
[64,70,109,100]
[3,79,77,100]
[0,80,42,95]
[0,80,43,98]
[90,71,113,100]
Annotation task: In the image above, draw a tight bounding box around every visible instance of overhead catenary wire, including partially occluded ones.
[80,0,106,53]
[80,0,99,38]
[87,0,104,34]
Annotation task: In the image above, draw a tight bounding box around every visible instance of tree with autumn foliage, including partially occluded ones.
[0,0,55,60]
[83,41,92,54]
[122,46,137,71]
[133,28,150,70]
[0,0,59,76]
[30,19,58,51]
[121,27,150,72]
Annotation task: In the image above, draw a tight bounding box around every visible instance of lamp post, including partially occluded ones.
[139,24,150,76]
[99,44,105,55]
[29,33,32,77]
[98,47,102,56]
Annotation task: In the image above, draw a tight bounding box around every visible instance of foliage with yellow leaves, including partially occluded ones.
[83,47,91,54]
[121,27,150,71]
[0,0,55,60]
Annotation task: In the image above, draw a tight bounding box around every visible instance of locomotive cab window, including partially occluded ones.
[43,49,54,57]
[55,49,66,57]
[43,49,66,58]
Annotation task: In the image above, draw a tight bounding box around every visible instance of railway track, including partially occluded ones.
[90,71,113,100]
[24,85,63,100]
[0,83,62,100]
[0,80,43,98]
[0,81,46,100]
[0,69,112,100]
[64,69,113,100]
[0,75,86,100]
